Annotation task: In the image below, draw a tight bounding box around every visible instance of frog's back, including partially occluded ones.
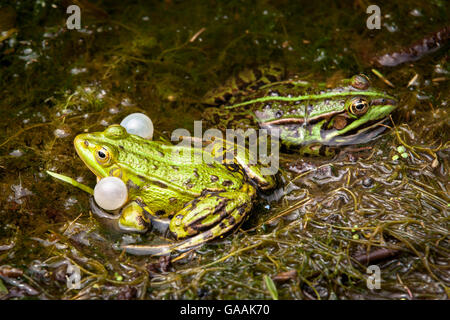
[203,64,285,106]
[116,136,245,195]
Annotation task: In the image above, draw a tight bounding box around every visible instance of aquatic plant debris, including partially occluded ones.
[264,275,279,300]
[46,171,94,195]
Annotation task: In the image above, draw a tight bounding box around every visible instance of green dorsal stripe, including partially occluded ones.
[225,91,395,109]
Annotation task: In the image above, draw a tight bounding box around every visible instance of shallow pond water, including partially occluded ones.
[0,0,448,299]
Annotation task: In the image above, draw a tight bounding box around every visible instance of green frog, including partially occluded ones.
[203,66,398,156]
[74,125,276,256]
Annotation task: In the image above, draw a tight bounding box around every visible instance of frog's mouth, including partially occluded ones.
[326,117,392,146]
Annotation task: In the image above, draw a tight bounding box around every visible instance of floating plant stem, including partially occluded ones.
[371,68,395,88]
[46,171,94,195]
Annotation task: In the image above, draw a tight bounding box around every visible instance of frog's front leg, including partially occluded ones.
[119,199,171,234]
[122,185,256,256]
[117,200,152,232]
[88,197,151,233]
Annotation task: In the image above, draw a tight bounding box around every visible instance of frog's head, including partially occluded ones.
[256,74,398,148]
[74,125,130,180]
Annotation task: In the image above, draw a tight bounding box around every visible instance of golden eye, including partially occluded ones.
[348,97,369,116]
[95,146,111,165]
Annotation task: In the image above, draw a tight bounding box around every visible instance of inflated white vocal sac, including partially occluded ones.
[94,177,128,211]
[120,113,153,139]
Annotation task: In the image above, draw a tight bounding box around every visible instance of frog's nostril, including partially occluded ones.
[74,136,89,149]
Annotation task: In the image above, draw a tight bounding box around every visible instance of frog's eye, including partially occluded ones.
[351,74,370,90]
[95,146,112,165]
[348,97,369,116]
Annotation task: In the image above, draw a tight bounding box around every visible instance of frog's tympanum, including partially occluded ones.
[74,125,276,256]
[204,67,397,156]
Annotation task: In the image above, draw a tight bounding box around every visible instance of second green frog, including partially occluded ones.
[203,67,398,156]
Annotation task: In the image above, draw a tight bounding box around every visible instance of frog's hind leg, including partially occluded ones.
[121,186,256,256]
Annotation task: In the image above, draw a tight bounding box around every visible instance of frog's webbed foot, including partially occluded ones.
[121,187,255,256]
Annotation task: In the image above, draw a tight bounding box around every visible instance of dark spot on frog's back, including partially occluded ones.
[184,179,194,189]
[236,76,248,90]
[256,80,266,88]
[266,74,278,83]
[169,197,177,203]
[135,198,146,208]
[253,68,262,79]
[275,110,283,118]
[151,180,168,189]
[127,179,139,190]
[210,175,219,182]
[227,215,236,225]
[222,180,233,187]
[225,164,240,172]
[155,210,166,216]
[202,230,214,240]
